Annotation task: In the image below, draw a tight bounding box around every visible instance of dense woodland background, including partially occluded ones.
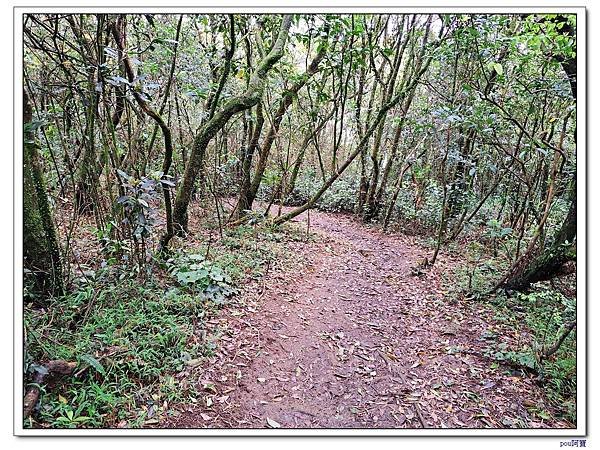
[22,13,578,429]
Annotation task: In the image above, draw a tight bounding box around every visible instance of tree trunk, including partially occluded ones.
[273,51,438,226]
[111,15,177,252]
[232,102,264,219]
[23,89,64,301]
[504,185,576,291]
[164,15,292,245]
[235,35,328,218]
[73,15,104,215]
[502,14,576,291]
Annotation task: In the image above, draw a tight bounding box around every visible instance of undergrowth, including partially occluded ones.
[484,288,577,424]
[443,240,577,425]
[23,218,306,429]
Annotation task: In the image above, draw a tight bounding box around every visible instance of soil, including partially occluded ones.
[160,206,573,429]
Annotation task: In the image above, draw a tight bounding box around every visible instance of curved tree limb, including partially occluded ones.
[164,14,292,246]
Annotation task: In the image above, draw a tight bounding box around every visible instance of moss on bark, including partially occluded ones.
[166,15,292,244]
[23,90,64,301]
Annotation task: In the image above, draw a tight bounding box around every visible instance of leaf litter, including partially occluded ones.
[161,206,571,429]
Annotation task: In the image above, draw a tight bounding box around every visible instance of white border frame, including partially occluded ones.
[13,4,587,437]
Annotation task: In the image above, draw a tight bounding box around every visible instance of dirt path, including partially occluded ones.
[163,208,570,429]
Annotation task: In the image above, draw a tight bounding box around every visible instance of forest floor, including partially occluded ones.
[161,205,572,429]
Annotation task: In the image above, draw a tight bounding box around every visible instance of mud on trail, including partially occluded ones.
[162,207,571,429]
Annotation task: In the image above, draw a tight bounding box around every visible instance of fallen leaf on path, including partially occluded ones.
[185,358,202,367]
[266,417,281,428]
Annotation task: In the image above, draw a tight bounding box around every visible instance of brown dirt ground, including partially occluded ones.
[160,206,573,430]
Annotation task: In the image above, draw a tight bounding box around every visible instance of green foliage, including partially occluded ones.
[483,341,538,371]
[116,170,165,241]
[23,206,309,429]
[444,226,576,424]
[389,183,445,232]
[79,354,106,377]
[482,288,576,423]
[484,219,513,240]
[94,220,131,265]
[443,240,509,297]
[166,252,237,304]
[23,276,212,428]
[284,171,358,213]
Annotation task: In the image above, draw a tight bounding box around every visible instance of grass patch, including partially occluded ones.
[24,218,308,429]
[24,276,216,428]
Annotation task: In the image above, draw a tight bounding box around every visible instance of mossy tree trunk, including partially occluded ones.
[232,102,264,219]
[233,34,328,218]
[23,90,64,301]
[504,181,576,291]
[362,16,430,222]
[164,15,292,246]
[274,54,438,226]
[274,18,443,226]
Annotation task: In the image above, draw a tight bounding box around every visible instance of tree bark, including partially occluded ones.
[504,186,576,291]
[501,15,576,291]
[273,45,440,226]
[23,89,64,301]
[233,33,328,219]
[72,15,104,215]
[111,15,177,252]
[163,15,292,246]
[232,102,264,219]
[23,360,77,419]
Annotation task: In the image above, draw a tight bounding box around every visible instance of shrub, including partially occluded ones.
[284,171,359,213]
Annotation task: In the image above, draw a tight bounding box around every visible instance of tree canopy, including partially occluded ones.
[22,13,578,430]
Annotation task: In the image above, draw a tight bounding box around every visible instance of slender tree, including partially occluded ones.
[165,15,293,246]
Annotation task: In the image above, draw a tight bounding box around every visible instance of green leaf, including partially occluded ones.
[80,354,106,376]
[536,409,551,420]
[492,62,503,76]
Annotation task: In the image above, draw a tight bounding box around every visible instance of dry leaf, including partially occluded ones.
[266,417,281,428]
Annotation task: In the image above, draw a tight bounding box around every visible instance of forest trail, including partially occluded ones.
[165,207,562,429]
